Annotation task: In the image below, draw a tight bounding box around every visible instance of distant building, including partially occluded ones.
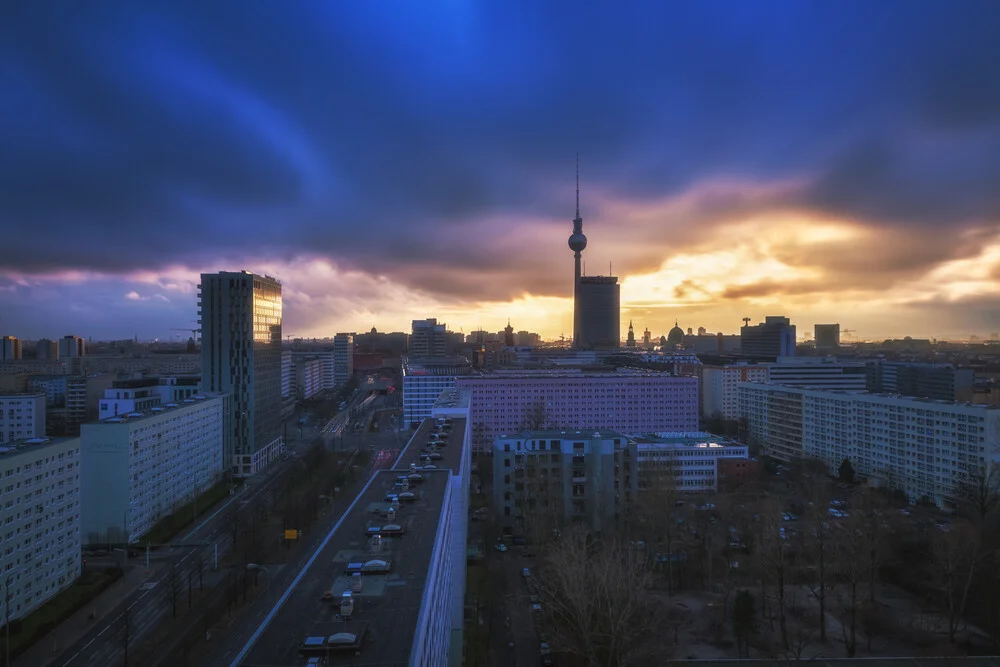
[683,333,742,354]
[694,364,769,420]
[200,271,283,478]
[576,276,621,349]
[875,361,975,402]
[0,393,46,443]
[333,333,355,387]
[410,319,447,357]
[740,316,796,359]
[0,436,82,621]
[516,331,541,347]
[738,384,1000,506]
[81,393,227,544]
[493,429,635,534]
[281,349,293,399]
[457,369,699,452]
[1,336,22,361]
[626,321,636,348]
[814,324,840,351]
[35,338,58,360]
[763,357,867,391]
[402,356,473,426]
[294,356,324,400]
[59,335,86,359]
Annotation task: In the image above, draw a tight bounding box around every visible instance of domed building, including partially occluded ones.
[666,320,685,347]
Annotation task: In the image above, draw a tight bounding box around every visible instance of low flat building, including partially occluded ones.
[632,432,749,493]
[80,393,228,545]
[0,436,81,620]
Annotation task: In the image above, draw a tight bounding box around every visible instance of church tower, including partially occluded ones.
[626,321,636,348]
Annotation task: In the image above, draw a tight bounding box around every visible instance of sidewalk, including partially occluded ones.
[14,565,155,667]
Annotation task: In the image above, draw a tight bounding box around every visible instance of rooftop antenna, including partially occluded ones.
[609,261,612,276]
[575,152,580,220]
[583,261,586,276]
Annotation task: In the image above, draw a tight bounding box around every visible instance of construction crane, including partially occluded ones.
[169,328,201,341]
[842,328,856,340]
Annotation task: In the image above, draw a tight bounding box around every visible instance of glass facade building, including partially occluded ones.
[200,271,283,477]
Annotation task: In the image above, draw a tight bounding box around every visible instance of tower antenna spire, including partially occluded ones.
[575,152,580,220]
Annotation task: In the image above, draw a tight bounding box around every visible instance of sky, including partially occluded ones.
[2,1,1000,343]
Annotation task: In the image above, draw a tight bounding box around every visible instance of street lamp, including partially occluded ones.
[246,563,271,603]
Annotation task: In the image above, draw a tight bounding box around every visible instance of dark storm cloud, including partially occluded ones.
[2,0,1000,303]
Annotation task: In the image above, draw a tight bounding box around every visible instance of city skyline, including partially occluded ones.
[3,2,1000,341]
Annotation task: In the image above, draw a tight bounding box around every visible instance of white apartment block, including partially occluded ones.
[700,365,768,420]
[739,383,1000,505]
[281,349,293,400]
[0,437,81,621]
[634,432,749,492]
[404,375,458,426]
[80,393,227,545]
[0,394,46,444]
[295,357,324,400]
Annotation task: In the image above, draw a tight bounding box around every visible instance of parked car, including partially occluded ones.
[494,543,508,553]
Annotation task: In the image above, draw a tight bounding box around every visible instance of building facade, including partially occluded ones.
[200,271,283,477]
[58,335,86,359]
[763,357,867,391]
[35,338,58,360]
[633,432,749,493]
[0,394,46,443]
[281,348,293,400]
[740,316,796,359]
[0,436,81,621]
[492,430,635,534]
[294,356,324,400]
[410,319,447,358]
[80,393,227,544]
[402,356,473,426]
[575,276,621,350]
[739,383,1000,506]
[698,364,769,420]
[878,361,975,402]
[334,333,355,387]
[814,324,840,351]
[458,370,699,452]
[1,336,22,361]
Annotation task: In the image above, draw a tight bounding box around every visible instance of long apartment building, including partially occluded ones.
[0,436,81,621]
[80,393,228,545]
[457,369,699,451]
[739,383,1000,505]
[1,393,46,443]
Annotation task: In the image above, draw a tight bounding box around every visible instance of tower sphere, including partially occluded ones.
[568,232,588,252]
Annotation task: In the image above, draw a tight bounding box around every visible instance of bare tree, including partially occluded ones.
[832,512,873,657]
[534,525,661,666]
[953,463,1000,525]
[931,520,981,643]
[756,498,790,650]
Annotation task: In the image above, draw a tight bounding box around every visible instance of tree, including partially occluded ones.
[733,589,756,658]
[521,400,549,431]
[534,525,661,666]
[838,458,855,484]
[952,463,1000,525]
[931,520,981,643]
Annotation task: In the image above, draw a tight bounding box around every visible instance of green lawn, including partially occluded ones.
[6,569,121,658]
[138,479,235,545]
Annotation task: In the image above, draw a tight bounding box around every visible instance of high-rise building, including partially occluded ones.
[576,276,621,349]
[0,393,46,443]
[738,383,1000,506]
[740,316,796,359]
[199,271,283,478]
[58,335,86,358]
[0,436,82,621]
[81,393,227,544]
[35,338,59,360]
[410,319,447,357]
[333,333,355,387]
[1,336,22,361]
[814,324,840,351]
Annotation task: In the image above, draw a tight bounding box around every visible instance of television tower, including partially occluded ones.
[568,154,588,345]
